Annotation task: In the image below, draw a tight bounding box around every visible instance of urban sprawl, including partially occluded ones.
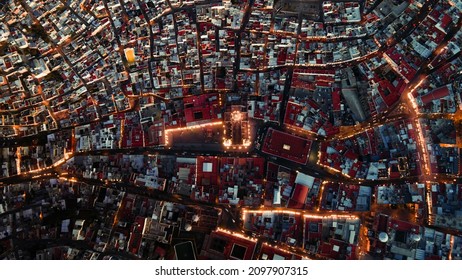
[0,0,462,260]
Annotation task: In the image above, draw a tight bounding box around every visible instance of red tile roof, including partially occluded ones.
[441,14,452,30]
[287,183,309,209]
[420,86,450,104]
[262,128,312,164]
[389,218,420,234]
[207,230,257,260]
[332,89,341,111]
[127,216,145,255]
[183,93,221,125]
[259,243,301,260]
[196,156,219,186]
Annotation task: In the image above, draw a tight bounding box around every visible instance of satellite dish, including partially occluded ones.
[411,234,421,242]
[184,224,192,231]
[378,232,389,243]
